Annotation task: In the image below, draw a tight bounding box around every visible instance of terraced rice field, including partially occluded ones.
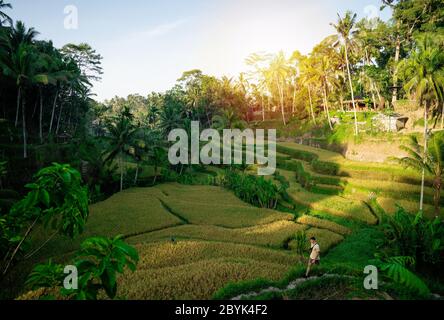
[24,142,442,300]
[27,182,345,299]
[275,142,441,220]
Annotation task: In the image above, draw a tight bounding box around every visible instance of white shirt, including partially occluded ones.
[310,243,320,260]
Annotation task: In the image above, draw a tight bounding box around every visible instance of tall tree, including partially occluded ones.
[245,52,272,121]
[382,0,444,104]
[103,107,138,192]
[332,11,359,136]
[267,51,289,126]
[399,33,444,211]
[0,43,50,158]
[397,132,444,217]
[61,43,103,83]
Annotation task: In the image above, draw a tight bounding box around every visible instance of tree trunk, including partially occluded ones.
[322,84,333,130]
[15,86,21,127]
[2,217,38,275]
[119,155,124,192]
[420,103,429,211]
[433,176,441,218]
[153,165,158,186]
[261,94,265,122]
[49,89,58,135]
[308,86,316,124]
[276,78,286,126]
[134,164,139,186]
[345,42,358,136]
[39,87,43,144]
[392,30,401,105]
[22,96,27,159]
[56,103,63,135]
[339,94,345,113]
[441,101,444,130]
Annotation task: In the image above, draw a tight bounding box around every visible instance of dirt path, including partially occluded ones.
[230,274,356,300]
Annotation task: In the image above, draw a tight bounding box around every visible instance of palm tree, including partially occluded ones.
[3,21,39,127]
[332,11,359,136]
[396,132,444,218]
[146,131,166,185]
[299,55,317,125]
[103,107,138,192]
[245,52,272,121]
[212,109,246,130]
[9,21,39,50]
[0,0,12,27]
[159,103,184,138]
[289,51,303,116]
[398,33,444,211]
[56,59,89,135]
[0,43,49,158]
[267,51,289,126]
[315,56,336,130]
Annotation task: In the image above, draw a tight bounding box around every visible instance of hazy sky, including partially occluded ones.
[8,0,391,101]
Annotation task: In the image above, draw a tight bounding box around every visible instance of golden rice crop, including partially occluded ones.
[130,221,308,248]
[133,241,298,270]
[119,240,298,300]
[297,215,351,235]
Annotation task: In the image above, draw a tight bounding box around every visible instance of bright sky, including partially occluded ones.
[8,0,391,101]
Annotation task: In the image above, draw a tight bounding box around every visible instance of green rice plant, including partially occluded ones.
[293,230,308,256]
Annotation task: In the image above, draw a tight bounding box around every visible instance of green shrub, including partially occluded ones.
[221,169,281,209]
[276,145,318,163]
[382,207,444,270]
[312,160,339,176]
[25,235,139,300]
[371,256,430,297]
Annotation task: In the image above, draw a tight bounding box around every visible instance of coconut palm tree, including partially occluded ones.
[331,11,359,136]
[9,21,39,50]
[245,52,273,122]
[103,107,139,192]
[398,33,444,211]
[299,55,317,125]
[0,43,50,158]
[3,21,39,127]
[396,132,444,218]
[212,109,246,130]
[266,51,289,126]
[314,56,337,130]
[289,51,303,116]
[0,0,12,27]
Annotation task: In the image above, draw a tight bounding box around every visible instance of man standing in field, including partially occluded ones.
[305,237,320,278]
